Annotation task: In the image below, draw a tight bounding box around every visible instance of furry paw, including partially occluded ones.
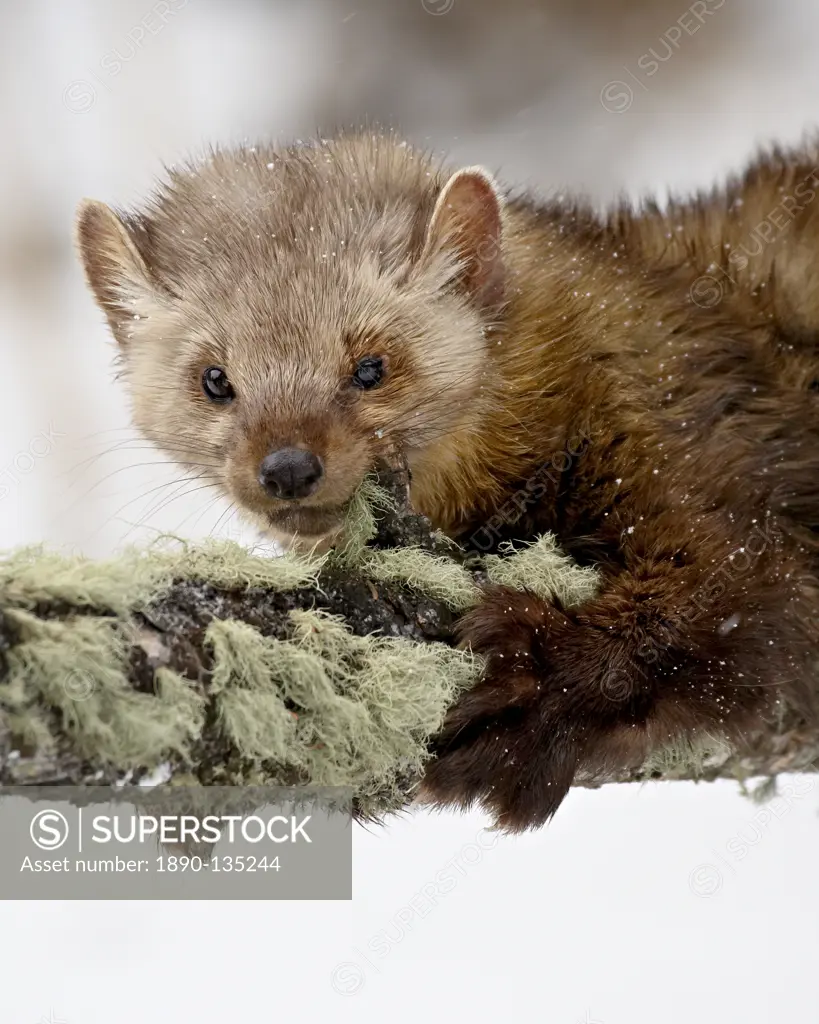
[420,586,589,831]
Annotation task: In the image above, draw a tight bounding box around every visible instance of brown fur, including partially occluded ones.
[76,131,819,830]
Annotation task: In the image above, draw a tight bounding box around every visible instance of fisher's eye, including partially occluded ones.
[202,366,235,403]
[352,356,385,390]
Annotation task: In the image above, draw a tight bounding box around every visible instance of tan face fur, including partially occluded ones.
[75,134,506,547]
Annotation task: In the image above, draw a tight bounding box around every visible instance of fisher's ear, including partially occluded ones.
[418,166,505,310]
[75,199,167,345]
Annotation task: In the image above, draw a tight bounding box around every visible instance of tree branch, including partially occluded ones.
[0,457,815,812]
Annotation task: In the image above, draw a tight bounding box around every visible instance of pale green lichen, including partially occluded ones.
[333,476,396,564]
[0,476,600,810]
[206,610,479,810]
[0,600,479,807]
[0,539,325,616]
[640,733,732,779]
[360,548,479,612]
[484,535,599,608]
[0,608,202,768]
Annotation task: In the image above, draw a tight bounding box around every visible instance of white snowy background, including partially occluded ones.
[1,1,818,1021]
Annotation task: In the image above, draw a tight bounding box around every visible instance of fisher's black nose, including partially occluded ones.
[258,448,324,500]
